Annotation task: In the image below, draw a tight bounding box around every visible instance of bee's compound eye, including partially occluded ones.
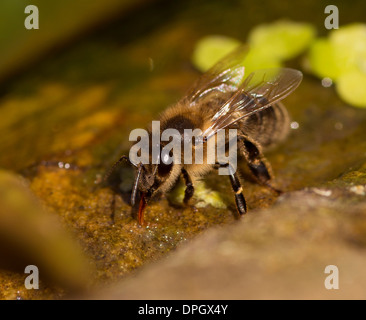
[158,162,173,177]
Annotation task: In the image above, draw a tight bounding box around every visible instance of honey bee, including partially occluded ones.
[112,44,302,224]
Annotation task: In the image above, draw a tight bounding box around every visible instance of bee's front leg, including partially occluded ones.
[238,134,282,194]
[181,168,194,204]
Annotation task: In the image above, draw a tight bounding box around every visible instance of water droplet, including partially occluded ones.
[321,77,333,87]
[290,121,299,130]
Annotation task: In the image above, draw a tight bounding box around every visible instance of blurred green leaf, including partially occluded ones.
[248,20,316,61]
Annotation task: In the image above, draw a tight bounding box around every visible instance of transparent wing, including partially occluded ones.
[183,44,250,106]
[202,68,303,140]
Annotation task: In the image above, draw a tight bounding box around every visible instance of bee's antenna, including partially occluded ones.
[104,155,135,181]
[153,163,158,175]
[131,163,144,206]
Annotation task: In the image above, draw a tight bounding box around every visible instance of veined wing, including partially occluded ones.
[201,68,303,140]
[183,44,250,106]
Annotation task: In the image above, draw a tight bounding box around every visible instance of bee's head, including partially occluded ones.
[131,160,173,225]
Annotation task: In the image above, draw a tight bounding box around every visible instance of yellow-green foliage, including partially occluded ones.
[192,35,242,72]
[307,23,366,108]
[192,20,315,75]
[248,20,315,60]
[193,21,366,108]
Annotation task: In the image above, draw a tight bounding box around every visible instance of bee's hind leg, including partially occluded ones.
[238,134,282,194]
[216,163,247,216]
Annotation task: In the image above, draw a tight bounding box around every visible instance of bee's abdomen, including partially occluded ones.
[241,102,290,150]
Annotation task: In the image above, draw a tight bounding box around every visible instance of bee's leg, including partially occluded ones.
[238,135,282,194]
[104,155,133,182]
[217,163,247,216]
[181,168,194,204]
